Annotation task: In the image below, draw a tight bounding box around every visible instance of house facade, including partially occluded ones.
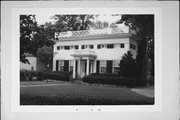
[53,26,138,79]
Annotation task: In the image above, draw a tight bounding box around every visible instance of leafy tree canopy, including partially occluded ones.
[52,15,94,32]
[118,15,154,78]
[20,15,54,64]
[20,15,37,64]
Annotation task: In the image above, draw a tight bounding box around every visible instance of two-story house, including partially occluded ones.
[53,26,138,79]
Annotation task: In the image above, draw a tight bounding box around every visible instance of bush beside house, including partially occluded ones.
[82,51,150,87]
[82,73,136,88]
[20,70,72,81]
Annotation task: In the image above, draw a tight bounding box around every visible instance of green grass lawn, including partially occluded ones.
[20,81,154,105]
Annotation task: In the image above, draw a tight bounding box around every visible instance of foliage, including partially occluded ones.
[37,46,53,70]
[90,20,109,29]
[20,15,37,64]
[117,15,154,78]
[118,51,137,78]
[20,94,154,105]
[82,73,137,88]
[52,15,94,32]
[20,15,54,64]
[44,71,72,81]
[20,70,37,81]
[20,70,72,81]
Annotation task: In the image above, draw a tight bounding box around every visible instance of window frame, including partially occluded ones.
[107,44,114,49]
[120,43,125,48]
[57,46,60,50]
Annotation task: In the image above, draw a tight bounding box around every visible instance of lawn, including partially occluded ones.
[20,81,154,105]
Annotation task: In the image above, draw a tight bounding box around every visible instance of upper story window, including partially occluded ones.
[75,45,79,50]
[81,45,94,49]
[57,46,60,50]
[97,44,108,49]
[81,45,85,49]
[64,46,70,50]
[107,44,114,49]
[120,43,124,48]
[90,45,94,49]
[130,44,136,50]
[97,45,101,49]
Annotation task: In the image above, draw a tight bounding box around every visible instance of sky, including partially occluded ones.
[35,14,122,26]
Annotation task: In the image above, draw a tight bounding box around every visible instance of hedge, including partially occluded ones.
[20,94,154,105]
[20,70,72,81]
[82,73,137,88]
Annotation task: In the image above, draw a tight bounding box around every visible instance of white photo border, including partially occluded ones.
[10,7,162,112]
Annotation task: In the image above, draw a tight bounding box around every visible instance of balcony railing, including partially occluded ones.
[55,27,129,39]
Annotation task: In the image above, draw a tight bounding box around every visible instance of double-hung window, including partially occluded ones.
[113,60,120,74]
[107,44,114,49]
[69,60,74,72]
[120,43,124,48]
[100,60,107,73]
[57,46,60,50]
[59,60,64,72]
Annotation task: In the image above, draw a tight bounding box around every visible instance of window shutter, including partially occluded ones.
[107,60,113,73]
[96,60,100,73]
[64,60,69,72]
[56,60,59,71]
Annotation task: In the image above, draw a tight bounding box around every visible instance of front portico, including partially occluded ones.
[71,50,97,79]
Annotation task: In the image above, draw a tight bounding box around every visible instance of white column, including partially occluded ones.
[93,59,96,73]
[78,59,81,78]
[73,59,76,79]
[90,62,93,73]
[86,59,90,75]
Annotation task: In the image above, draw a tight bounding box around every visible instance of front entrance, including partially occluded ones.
[74,59,95,79]
[80,60,93,78]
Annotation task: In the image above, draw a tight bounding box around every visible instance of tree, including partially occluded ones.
[52,15,94,32]
[118,51,137,78]
[20,15,37,64]
[37,46,53,71]
[90,20,109,29]
[117,15,154,80]
[20,15,54,64]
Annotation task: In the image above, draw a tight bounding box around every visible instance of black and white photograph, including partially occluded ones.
[20,14,154,105]
[1,1,179,120]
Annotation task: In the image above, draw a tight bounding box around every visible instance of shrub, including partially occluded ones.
[118,51,137,78]
[20,70,37,81]
[20,94,154,105]
[45,72,69,81]
[20,70,72,81]
[82,73,137,88]
[36,71,45,81]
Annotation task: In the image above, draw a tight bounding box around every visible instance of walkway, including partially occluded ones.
[131,86,154,98]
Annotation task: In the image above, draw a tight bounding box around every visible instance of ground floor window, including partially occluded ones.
[100,60,107,73]
[69,60,74,72]
[59,60,64,71]
[113,60,120,74]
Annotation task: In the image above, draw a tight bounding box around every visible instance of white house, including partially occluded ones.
[20,54,37,71]
[53,26,138,79]
[20,54,46,71]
